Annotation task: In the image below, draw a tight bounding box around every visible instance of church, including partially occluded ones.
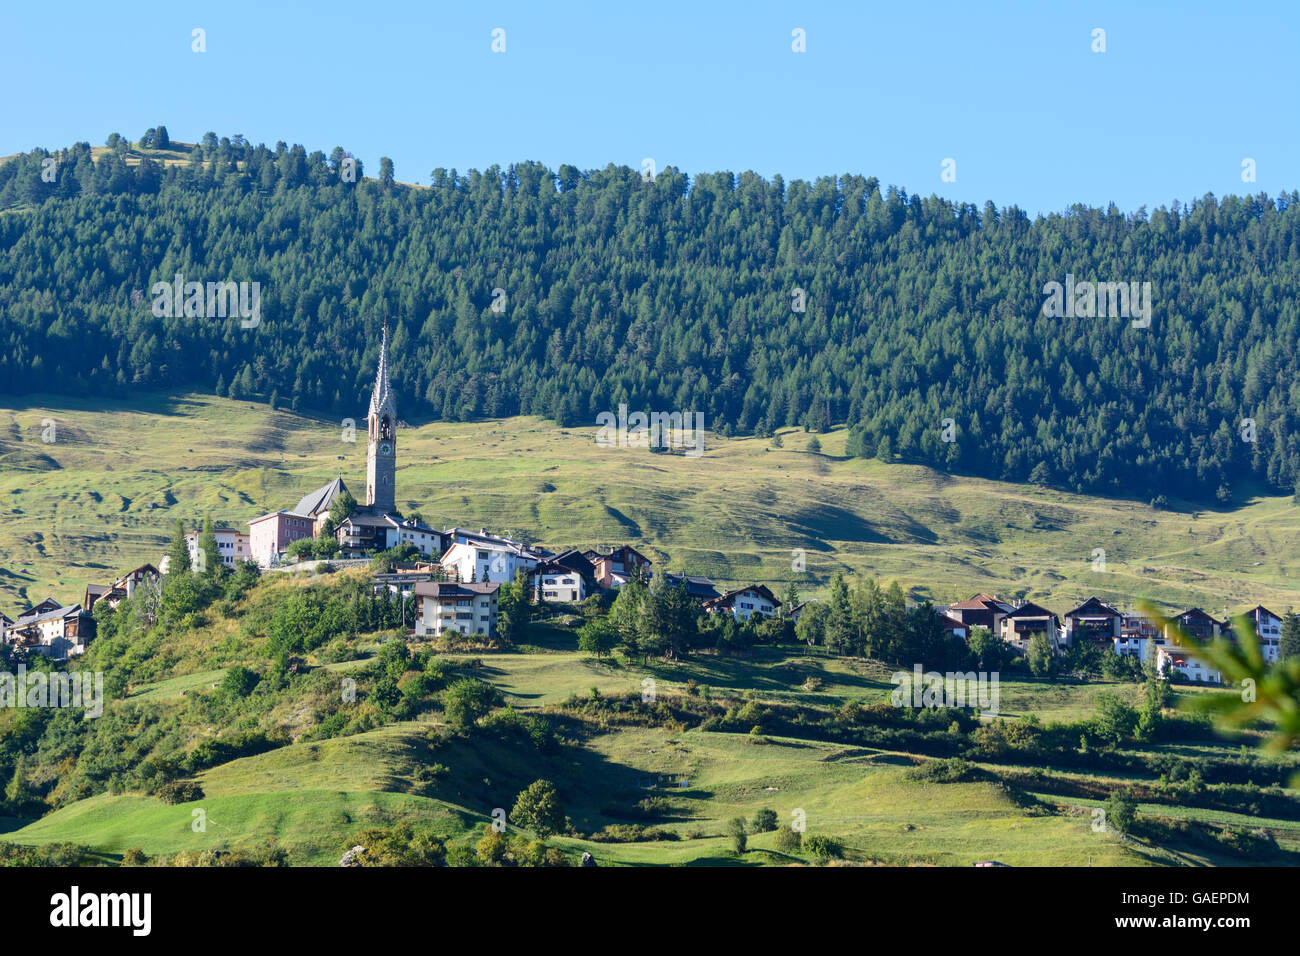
[247,326,445,566]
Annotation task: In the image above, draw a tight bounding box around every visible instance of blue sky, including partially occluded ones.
[3,0,1295,215]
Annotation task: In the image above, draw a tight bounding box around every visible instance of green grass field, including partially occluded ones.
[3,390,1299,619]
[2,390,1297,867]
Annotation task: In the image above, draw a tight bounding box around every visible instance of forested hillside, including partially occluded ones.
[2,133,1298,501]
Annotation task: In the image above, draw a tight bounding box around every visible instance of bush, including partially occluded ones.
[511,779,566,838]
[773,826,802,853]
[803,835,844,861]
[903,757,981,784]
[751,808,778,832]
[727,816,748,854]
[1102,790,1137,834]
[155,779,205,804]
[220,665,259,699]
[442,678,501,733]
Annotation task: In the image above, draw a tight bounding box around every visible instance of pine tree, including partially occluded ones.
[197,515,221,577]
[1280,612,1300,661]
[165,519,191,575]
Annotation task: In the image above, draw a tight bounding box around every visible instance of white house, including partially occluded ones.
[704,585,779,621]
[391,518,447,559]
[413,581,500,637]
[441,530,542,584]
[8,603,94,659]
[1243,606,1283,662]
[532,560,586,603]
[1116,612,1163,661]
[1156,644,1223,685]
[185,527,251,570]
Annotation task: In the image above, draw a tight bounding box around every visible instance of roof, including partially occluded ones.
[15,604,83,627]
[249,510,313,526]
[115,563,159,582]
[664,572,720,599]
[294,477,350,518]
[444,530,542,559]
[395,517,441,534]
[1174,607,1219,624]
[591,544,651,564]
[19,597,61,619]
[950,594,1014,612]
[705,584,779,610]
[938,614,968,630]
[1066,596,1121,617]
[1006,602,1059,621]
[413,581,501,598]
[338,513,399,529]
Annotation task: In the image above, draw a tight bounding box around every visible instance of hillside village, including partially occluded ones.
[2,330,1292,687]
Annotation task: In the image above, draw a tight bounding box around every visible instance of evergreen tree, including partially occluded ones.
[1280,611,1300,661]
[197,515,222,577]
[165,519,191,576]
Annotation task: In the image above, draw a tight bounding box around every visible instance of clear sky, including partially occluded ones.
[3,0,1295,216]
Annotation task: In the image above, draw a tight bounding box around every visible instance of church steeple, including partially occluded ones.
[365,323,397,514]
[369,323,395,421]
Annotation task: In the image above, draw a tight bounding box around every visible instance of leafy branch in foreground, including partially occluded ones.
[1141,603,1300,764]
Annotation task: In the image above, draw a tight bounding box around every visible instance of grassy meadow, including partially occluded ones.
[1,390,1297,867]
[2,390,1299,618]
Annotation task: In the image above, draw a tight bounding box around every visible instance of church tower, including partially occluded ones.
[365,324,396,514]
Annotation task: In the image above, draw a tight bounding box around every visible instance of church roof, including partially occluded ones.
[294,477,350,517]
[369,324,396,420]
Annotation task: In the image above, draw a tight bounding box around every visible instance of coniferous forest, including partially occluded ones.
[2,133,1298,503]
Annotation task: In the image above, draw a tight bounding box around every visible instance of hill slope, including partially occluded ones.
[2,138,1299,500]
[2,391,1298,616]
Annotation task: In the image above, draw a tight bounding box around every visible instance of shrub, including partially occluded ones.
[1102,790,1137,834]
[751,808,778,833]
[155,779,205,804]
[511,779,566,838]
[773,826,802,853]
[803,835,844,861]
[903,758,981,784]
[727,816,748,854]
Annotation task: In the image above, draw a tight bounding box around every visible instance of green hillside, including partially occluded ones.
[3,139,1300,503]
[2,391,1298,618]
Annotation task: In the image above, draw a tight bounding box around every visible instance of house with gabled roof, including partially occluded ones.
[704,584,779,622]
[1164,607,1223,645]
[1063,596,1122,648]
[441,529,544,585]
[1242,605,1284,662]
[7,602,94,659]
[413,581,500,638]
[531,550,599,603]
[664,573,720,603]
[946,594,1015,636]
[937,612,969,642]
[1000,601,1062,653]
[295,476,351,531]
[585,545,652,589]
